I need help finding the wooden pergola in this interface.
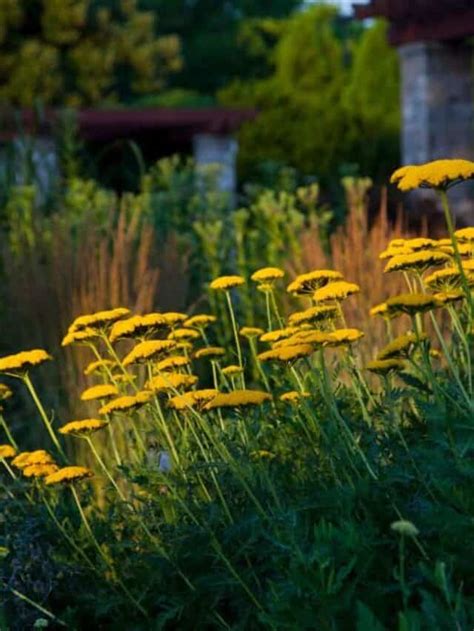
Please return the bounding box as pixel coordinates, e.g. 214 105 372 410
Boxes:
354 0 474 44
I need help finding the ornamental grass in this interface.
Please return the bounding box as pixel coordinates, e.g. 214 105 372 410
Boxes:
0 163 473 628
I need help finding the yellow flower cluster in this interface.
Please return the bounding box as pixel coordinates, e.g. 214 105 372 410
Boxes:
210 276 245 290
45 466 93 485
99 391 153 415
391 159 474 191
81 384 118 401
0 350 52 374
287 270 342 295
59 419 108 437
203 390 271 410
123 340 177 366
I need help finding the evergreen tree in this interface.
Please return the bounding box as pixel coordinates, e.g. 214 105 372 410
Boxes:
0 0 182 106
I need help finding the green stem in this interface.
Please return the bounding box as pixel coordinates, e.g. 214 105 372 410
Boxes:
225 291 245 387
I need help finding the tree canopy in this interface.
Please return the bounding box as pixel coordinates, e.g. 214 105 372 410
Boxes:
0 0 181 106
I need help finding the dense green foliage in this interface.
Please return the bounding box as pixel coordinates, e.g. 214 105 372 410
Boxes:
0 0 181 106
220 7 400 183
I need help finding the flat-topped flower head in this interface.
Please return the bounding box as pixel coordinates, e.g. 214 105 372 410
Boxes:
146 373 198 392
69 308 131 333
210 275 245 291
122 340 177 366
12 450 55 469
369 302 389 318
377 333 421 360
62 328 98 347
240 327 265 339
391 160 474 191
384 250 450 274
23 463 58 479
434 290 465 305
288 305 338 326
280 391 310 404
45 466 93 486
403 238 439 251
279 330 330 348
287 270 343 295
59 419 108 437
194 347 225 359
260 327 299 343
80 384 119 401
168 328 200 341
99 391 153 415
0 445 16 459
325 328 364 346
203 389 271 410
0 384 13 401
454 227 474 242
109 314 167 343
313 281 360 303
251 267 285 283
0 349 52 376
386 293 440 316
379 245 414 260
156 356 191 371
84 359 115 376
424 267 463 290
168 389 218 411
221 364 243 377
161 312 187 326
258 344 314 363
184 315 217 328
366 359 405 375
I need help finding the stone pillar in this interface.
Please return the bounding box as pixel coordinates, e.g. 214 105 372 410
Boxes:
398 41 474 222
192 133 238 202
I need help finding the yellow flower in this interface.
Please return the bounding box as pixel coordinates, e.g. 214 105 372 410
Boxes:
59 419 108 437
313 281 360 303
221 365 243 377
251 267 285 283
168 389 218 411
161 312 188 326
194 347 225 359
439 242 474 257
109 314 167 343
184 315 217 328
203 389 271 410
377 333 421 360
258 344 314 363
250 450 276 460
260 327 299 343
146 373 198 392
424 267 462 290
0 384 13 400
279 391 310 404
168 328 200 341
454 227 474 242
80 384 119 401
12 450 55 469
83 359 115 376
0 445 16 459
384 250 450 273
386 294 440 316
366 359 405 375
379 246 414 260
239 327 265 338
62 328 98 347
210 275 245 290
122 340 177 366
326 328 364 346
23 463 58 478
288 305 338 326
0 350 52 375
403 238 439 251
391 159 474 191
287 270 343 295
99 391 153 415
434 290 465 305
278 330 330 347
69 308 131 333
369 303 389 318
156 356 191 371
45 466 94 485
